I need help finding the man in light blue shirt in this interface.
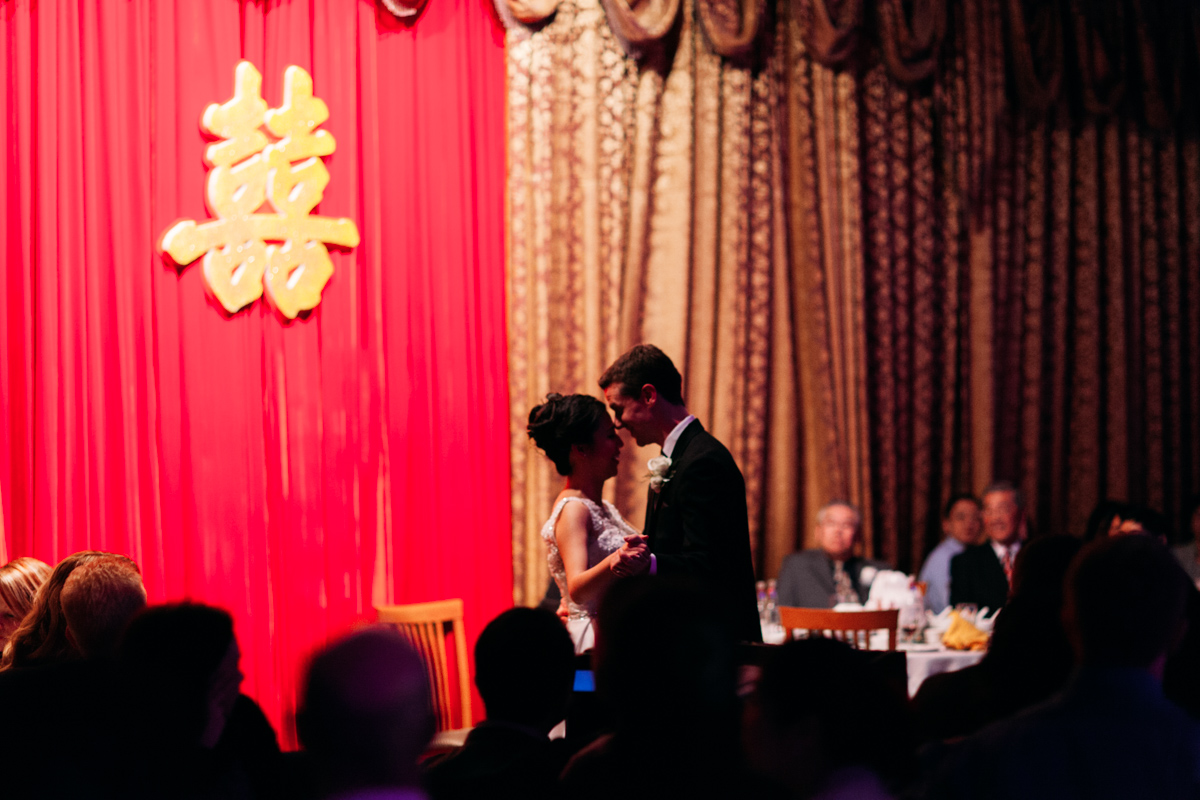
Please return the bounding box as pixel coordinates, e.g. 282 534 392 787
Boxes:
919 493 982 612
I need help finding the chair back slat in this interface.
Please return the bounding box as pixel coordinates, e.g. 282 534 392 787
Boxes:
777 607 899 651
427 622 453 729
376 599 472 730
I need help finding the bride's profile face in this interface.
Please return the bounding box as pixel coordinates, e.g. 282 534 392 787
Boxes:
578 417 623 480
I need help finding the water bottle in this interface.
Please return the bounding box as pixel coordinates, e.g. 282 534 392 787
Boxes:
766 578 782 642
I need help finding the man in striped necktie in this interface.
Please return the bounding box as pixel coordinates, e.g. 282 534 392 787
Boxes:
949 481 1028 612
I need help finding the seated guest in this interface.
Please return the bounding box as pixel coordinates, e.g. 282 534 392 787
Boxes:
297 627 434 800
1165 585 1200 721
118 603 280 800
1082 499 1130 542
1172 495 1200 583
949 481 1027 612
61 556 147 659
0 554 147 798
918 494 982 612
1107 503 1170 541
1078 498 1200 718
777 501 889 608
424 607 574 800
743 637 914 799
927 536 1200 800
0 556 52 649
560 575 750 800
1083 500 1168 542
1169 496 1200 717
1114 503 1200 720
913 536 1082 742
0 550 109 670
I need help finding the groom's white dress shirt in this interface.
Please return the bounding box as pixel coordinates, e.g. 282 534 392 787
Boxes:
662 415 697 458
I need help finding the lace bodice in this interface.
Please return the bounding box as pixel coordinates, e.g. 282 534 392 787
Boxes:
542 496 638 619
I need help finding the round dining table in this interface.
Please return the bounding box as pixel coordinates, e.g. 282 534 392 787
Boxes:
761 624 987 698
897 642 986 697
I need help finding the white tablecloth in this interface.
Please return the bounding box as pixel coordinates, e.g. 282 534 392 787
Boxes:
761 624 987 698
899 643 985 698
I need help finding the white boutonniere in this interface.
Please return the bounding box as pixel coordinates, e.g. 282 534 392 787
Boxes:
647 455 672 492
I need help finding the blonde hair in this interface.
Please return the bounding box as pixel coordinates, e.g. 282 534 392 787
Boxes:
0 551 139 671
0 557 52 640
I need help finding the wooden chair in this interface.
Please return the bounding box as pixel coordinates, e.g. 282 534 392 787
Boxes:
777 607 900 651
376 599 472 751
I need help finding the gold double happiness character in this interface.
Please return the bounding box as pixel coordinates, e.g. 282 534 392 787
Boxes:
162 61 359 318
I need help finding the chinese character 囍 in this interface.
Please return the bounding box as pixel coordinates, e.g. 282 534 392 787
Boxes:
161 61 360 319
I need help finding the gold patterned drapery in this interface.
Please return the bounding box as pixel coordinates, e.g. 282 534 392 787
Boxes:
504 0 1200 604
503 0 792 604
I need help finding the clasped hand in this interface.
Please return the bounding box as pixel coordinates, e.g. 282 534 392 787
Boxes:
611 534 651 577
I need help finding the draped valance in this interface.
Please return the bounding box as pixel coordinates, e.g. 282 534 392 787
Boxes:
494 0 1200 127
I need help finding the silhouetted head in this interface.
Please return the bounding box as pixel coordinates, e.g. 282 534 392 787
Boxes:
61 556 147 659
475 607 574 731
298 627 434 792
743 637 913 796
1083 499 1128 542
1064 535 1190 670
594 575 737 737
0 557 52 648
1113 504 1170 543
120 603 242 750
986 536 1084 670
1009 535 1084 605
1 551 130 670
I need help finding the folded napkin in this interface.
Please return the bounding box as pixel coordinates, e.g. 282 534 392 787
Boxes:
941 610 989 651
865 570 918 610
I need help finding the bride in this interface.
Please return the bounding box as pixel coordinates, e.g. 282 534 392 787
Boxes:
527 393 648 652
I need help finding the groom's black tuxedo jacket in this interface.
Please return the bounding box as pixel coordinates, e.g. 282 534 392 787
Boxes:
644 420 762 643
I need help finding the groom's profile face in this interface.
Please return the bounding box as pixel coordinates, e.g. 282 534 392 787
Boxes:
604 383 655 447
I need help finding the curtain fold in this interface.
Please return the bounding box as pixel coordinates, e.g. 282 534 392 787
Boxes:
876 0 946 84
599 0 684 50
1003 0 1064 114
1069 0 1127 116
2 0 510 745
507 0 793 600
507 0 1200 597
797 0 864 67
697 0 767 57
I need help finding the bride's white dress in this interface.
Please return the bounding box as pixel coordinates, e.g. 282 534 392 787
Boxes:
542 495 639 653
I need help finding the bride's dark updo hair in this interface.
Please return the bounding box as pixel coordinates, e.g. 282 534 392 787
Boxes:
527 393 610 476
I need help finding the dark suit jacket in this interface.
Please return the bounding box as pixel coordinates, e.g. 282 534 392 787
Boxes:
927 668 1200 800
949 543 1010 611
776 549 889 609
644 420 761 643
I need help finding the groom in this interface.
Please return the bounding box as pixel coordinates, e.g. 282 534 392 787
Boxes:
599 344 762 643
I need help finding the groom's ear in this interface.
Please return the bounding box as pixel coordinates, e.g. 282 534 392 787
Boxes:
639 384 658 405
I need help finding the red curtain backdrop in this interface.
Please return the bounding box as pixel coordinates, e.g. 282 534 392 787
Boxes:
1 0 510 745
